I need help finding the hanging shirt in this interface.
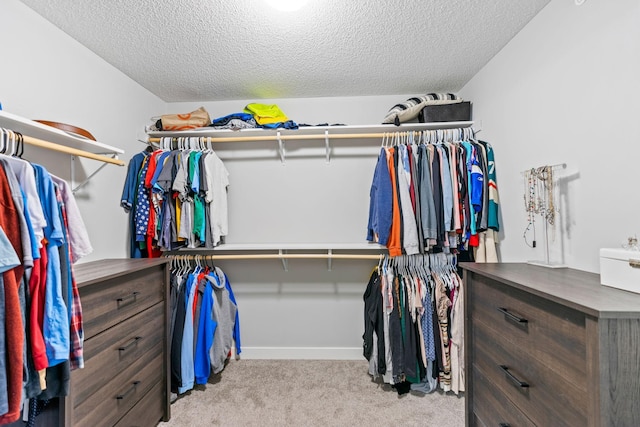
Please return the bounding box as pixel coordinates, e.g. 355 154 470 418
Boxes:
0 164 25 425
479 140 500 231
386 148 402 257
437 145 453 234
209 268 239 374
418 145 437 245
1 155 47 248
194 277 215 385
366 148 393 247
178 272 198 394
0 226 20 417
397 145 419 255
33 163 69 367
51 175 93 263
203 151 230 247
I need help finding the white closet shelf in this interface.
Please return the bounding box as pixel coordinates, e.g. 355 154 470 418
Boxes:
0 110 124 165
147 121 474 141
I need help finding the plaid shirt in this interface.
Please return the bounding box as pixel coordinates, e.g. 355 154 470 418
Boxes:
55 186 84 369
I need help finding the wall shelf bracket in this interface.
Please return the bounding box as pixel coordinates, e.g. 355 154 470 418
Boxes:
325 130 330 163
279 249 289 271
71 154 119 193
277 131 285 164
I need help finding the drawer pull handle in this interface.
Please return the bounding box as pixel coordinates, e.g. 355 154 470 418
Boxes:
497 307 528 324
118 336 142 353
629 259 640 268
116 291 140 305
499 365 529 388
499 424 511 427
116 380 141 400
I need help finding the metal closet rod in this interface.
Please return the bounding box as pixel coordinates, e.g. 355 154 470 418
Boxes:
22 133 124 166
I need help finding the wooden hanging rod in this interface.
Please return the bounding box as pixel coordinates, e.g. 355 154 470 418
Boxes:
148 127 474 145
149 132 397 144
165 253 383 261
22 134 125 165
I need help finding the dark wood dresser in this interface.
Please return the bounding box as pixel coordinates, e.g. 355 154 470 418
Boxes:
61 258 171 427
461 263 640 427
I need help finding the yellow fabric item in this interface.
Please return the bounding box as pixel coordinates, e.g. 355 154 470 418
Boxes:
175 198 185 242
244 103 288 125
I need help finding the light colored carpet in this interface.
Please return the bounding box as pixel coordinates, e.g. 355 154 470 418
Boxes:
159 359 465 427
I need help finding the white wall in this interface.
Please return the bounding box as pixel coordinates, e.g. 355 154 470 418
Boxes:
460 0 640 273
0 0 164 261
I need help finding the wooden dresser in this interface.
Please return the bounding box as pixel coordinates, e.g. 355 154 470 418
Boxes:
61 258 171 427
462 263 640 427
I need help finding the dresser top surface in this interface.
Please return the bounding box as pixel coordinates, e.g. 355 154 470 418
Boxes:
73 258 169 287
461 262 640 318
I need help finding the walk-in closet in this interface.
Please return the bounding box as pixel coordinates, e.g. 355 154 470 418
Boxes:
1 0 639 426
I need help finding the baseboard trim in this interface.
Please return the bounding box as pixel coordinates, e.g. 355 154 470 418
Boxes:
237 347 363 360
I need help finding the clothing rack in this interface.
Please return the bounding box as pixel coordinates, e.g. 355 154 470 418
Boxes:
12 131 124 165
147 122 476 163
165 250 384 271
147 125 476 145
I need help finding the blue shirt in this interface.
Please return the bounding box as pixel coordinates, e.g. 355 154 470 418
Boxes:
33 164 69 366
366 148 393 246
194 277 216 384
178 272 198 394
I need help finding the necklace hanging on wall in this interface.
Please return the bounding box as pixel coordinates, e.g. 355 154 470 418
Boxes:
523 165 557 248
522 163 567 267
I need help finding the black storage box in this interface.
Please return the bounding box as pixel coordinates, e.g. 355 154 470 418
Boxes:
418 101 472 123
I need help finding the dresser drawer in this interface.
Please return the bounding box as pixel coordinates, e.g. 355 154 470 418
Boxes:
469 273 586 385
471 364 534 427
473 322 587 427
72 351 163 427
114 379 165 427
80 266 165 339
71 303 164 408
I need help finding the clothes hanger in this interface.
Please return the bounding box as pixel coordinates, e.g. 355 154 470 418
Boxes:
16 132 24 158
8 130 16 156
0 128 6 154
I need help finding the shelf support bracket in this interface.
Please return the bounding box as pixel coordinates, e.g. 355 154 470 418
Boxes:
71 154 120 194
279 249 288 271
277 131 285 164
325 130 330 163
327 249 333 271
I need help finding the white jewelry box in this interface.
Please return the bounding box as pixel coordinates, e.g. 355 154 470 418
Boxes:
600 248 640 294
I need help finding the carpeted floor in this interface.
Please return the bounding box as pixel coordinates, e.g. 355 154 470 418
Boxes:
159 359 465 427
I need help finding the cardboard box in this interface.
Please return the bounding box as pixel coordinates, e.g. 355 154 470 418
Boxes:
599 248 640 294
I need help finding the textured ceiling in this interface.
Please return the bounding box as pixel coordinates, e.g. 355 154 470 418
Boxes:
20 0 551 102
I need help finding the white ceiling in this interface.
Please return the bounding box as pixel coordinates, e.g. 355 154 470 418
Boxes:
20 0 551 102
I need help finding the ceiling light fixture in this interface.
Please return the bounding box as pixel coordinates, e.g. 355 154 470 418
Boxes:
264 0 309 12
